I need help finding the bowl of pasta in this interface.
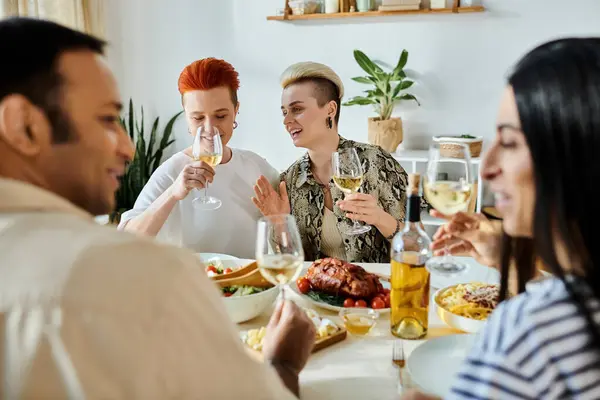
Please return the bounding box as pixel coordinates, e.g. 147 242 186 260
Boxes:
433 282 500 333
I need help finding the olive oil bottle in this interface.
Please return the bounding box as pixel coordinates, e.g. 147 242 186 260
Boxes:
390 173 432 339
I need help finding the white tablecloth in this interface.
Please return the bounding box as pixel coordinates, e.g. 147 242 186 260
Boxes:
238 257 498 399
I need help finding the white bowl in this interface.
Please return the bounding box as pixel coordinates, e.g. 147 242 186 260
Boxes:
196 253 247 273
222 285 281 324
433 287 488 333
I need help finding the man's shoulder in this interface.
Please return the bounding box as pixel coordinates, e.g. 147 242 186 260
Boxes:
1 213 203 308
81 221 196 263
44 216 200 274
67 221 203 297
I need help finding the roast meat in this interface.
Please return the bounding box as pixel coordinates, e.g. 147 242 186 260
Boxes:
306 258 383 299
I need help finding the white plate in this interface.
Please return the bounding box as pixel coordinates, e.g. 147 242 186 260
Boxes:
407 334 475 397
429 257 500 290
290 267 391 313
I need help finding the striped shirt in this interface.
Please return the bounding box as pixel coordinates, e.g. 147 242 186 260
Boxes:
449 276 600 400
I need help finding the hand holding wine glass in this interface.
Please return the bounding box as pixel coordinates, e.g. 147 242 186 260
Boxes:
430 210 502 268
191 126 223 210
423 142 474 275
332 148 371 235
256 214 304 300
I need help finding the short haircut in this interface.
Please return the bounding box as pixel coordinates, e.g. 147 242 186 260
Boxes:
280 61 344 123
0 17 106 143
177 58 241 106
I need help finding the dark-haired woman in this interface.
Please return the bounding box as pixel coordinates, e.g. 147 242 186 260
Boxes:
402 37 600 400
252 61 412 263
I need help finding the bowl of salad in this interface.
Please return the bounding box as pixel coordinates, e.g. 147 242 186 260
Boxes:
221 284 280 323
196 253 245 277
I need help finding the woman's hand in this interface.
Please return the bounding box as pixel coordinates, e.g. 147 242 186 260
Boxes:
252 176 291 216
337 193 397 237
431 210 503 268
170 161 215 201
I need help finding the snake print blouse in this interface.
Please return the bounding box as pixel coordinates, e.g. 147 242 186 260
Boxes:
280 136 409 263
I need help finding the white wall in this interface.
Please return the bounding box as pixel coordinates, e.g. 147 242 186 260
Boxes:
104 0 232 144
106 0 600 176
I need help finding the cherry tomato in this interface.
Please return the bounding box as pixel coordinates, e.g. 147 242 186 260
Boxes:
296 277 307 287
371 297 386 309
343 298 355 308
355 299 367 308
206 265 218 274
223 292 233 297
384 293 391 308
297 279 311 294
383 288 391 295
223 268 233 274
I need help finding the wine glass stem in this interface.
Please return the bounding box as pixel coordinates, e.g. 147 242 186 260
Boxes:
204 182 209 199
442 244 452 263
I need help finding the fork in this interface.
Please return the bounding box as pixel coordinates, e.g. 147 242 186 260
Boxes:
392 340 406 389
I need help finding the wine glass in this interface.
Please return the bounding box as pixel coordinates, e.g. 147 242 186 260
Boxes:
332 148 371 235
255 214 305 300
191 126 223 210
424 142 474 276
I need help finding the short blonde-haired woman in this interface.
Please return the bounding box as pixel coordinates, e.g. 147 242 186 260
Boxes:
253 61 411 263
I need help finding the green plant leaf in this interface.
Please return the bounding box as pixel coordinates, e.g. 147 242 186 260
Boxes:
391 82 403 99
391 70 407 81
392 50 409 76
153 111 182 171
399 80 414 90
343 96 376 106
114 100 180 213
127 99 135 141
365 88 384 98
396 93 421 106
351 76 373 84
353 50 383 78
146 116 159 164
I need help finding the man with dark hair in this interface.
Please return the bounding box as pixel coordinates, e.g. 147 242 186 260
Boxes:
0 17 314 398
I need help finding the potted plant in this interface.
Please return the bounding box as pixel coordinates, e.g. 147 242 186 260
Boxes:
432 134 483 158
109 99 182 224
343 49 420 153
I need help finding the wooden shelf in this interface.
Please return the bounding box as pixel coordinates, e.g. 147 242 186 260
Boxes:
267 6 485 21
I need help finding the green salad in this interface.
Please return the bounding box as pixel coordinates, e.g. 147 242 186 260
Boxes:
222 285 268 297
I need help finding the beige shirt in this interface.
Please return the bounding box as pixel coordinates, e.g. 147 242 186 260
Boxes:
320 208 346 260
0 178 294 400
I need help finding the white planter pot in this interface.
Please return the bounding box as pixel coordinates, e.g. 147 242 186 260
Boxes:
430 0 446 8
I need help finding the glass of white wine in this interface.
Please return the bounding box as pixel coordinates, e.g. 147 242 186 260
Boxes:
424 142 474 276
255 214 304 300
332 148 371 235
191 126 223 210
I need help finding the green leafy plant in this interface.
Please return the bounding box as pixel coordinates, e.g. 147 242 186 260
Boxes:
111 99 182 222
343 49 420 120
306 290 345 307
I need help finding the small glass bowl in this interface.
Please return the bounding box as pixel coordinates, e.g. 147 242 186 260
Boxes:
339 308 379 336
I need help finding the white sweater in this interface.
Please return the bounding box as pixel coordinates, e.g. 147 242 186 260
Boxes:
119 148 280 258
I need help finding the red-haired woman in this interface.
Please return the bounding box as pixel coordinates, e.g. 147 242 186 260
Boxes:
119 58 279 258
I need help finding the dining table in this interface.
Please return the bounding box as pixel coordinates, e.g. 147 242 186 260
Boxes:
237 256 500 400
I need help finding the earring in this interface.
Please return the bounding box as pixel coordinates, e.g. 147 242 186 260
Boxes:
326 116 333 129
233 121 239 129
